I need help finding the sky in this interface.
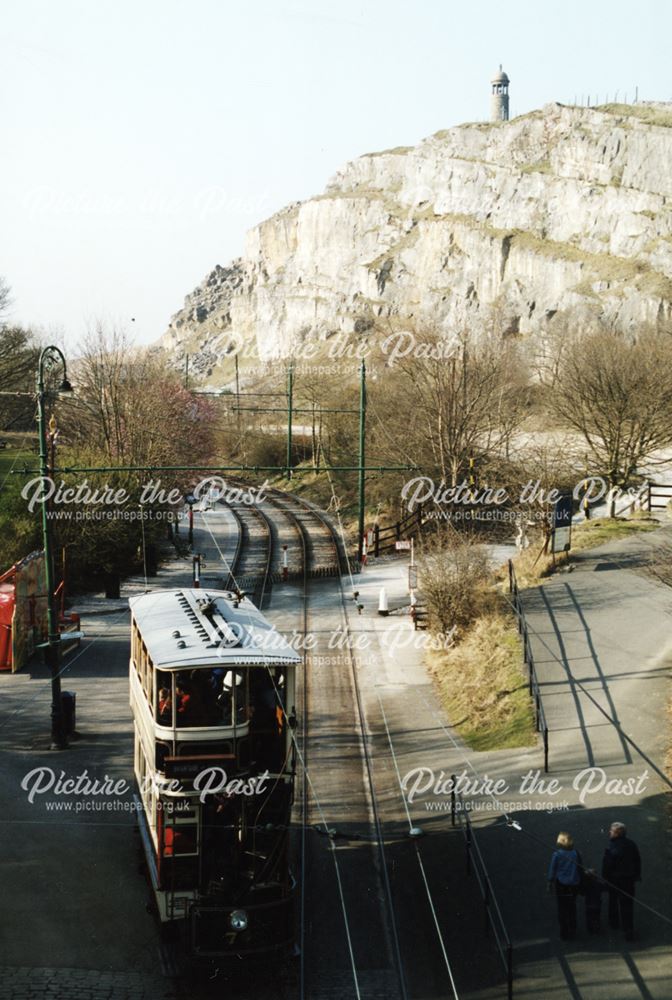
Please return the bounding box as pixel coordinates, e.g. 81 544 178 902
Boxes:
2 0 672 350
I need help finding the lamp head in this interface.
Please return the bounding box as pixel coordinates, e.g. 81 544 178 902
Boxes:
58 377 73 393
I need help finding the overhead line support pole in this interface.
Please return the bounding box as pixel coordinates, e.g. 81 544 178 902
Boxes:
286 363 293 479
358 360 366 562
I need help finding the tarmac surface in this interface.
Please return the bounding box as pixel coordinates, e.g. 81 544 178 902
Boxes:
1 506 671 998
344 525 672 999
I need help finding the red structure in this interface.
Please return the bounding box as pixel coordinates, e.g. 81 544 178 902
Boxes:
0 551 79 672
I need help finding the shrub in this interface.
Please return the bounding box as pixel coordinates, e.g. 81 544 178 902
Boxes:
418 529 491 637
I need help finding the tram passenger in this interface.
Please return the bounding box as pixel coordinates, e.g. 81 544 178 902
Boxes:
188 670 211 725
216 682 233 725
176 680 193 725
158 687 172 723
249 671 283 770
210 667 225 692
216 671 245 725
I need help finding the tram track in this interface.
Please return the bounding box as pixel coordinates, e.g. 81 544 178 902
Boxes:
221 500 274 607
217 486 379 997
210 484 461 998
260 489 407 1000
270 489 463 999
64 484 425 1000
269 494 368 1000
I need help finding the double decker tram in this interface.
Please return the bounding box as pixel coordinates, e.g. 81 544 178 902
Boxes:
129 588 301 961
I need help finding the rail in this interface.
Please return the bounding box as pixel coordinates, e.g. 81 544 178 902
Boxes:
508 560 549 773
372 505 427 555
646 481 672 512
450 783 513 999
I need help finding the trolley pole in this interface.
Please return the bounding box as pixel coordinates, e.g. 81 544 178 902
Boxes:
286 363 294 479
357 361 366 562
36 346 72 750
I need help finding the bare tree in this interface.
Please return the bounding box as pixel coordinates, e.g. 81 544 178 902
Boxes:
62 324 217 474
0 326 40 430
369 327 529 488
528 312 604 389
0 277 11 327
549 329 672 514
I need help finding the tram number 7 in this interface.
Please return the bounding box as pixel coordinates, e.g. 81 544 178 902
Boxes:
225 932 238 946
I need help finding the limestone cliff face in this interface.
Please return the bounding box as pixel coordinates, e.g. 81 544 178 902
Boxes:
162 102 672 376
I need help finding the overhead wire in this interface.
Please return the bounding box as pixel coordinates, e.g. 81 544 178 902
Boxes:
376 690 460 999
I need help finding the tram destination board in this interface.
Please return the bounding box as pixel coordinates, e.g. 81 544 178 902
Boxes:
164 754 236 781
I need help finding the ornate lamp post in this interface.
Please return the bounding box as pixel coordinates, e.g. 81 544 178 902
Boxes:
36 346 72 750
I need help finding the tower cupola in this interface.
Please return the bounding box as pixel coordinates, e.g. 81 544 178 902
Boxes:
491 65 510 121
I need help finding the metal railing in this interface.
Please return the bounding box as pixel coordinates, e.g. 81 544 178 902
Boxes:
371 505 427 554
647 481 672 512
508 560 550 773
450 783 513 999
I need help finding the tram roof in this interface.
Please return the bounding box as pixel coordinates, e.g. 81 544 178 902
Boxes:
128 588 301 669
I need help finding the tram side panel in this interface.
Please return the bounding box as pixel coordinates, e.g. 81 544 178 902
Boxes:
129 613 298 958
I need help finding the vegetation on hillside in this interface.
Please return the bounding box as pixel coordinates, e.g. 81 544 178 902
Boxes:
5 258 672 601
0 307 219 594
598 103 672 129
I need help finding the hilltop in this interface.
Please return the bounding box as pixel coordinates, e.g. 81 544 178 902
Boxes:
161 102 672 380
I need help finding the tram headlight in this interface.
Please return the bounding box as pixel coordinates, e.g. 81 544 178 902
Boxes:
229 909 248 932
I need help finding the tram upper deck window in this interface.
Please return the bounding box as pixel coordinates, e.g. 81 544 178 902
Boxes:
156 671 173 726
131 622 139 668
139 640 154 709
174 668 249 728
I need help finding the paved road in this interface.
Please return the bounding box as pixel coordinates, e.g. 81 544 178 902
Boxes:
345 531 672 1000
496 523 672 999
3 507 671 999
0 511 238 1000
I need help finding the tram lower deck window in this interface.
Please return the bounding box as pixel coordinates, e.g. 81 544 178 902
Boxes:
155 740 172 771
163 825 197 857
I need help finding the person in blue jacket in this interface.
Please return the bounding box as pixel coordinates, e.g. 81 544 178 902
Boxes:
547 831 582 939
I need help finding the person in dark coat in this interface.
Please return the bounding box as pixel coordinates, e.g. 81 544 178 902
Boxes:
602 821 641 940
547 831 582 939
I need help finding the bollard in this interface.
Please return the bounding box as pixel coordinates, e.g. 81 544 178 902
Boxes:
61 691 76 737
378 588 389 616
282 544 288 582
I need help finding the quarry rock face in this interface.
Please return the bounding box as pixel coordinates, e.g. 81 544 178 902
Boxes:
161 103 672 376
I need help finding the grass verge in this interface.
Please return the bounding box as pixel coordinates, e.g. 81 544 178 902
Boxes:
570 515 659 551
500 514 661 592
427 601 536 751
502 543 556 589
